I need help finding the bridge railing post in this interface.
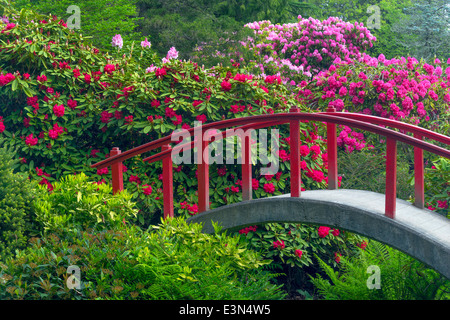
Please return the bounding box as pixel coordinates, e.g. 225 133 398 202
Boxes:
385 138 397 218
242 132 252 201
414 133 425 209
326 106 338 189
289 107 301 197
110 147 124 195
198 131 209 213
162 144 174 219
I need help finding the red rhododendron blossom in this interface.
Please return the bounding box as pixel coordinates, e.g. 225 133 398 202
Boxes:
230 104 246 114
25 134 38 146
26 96 38 106
142 184 153 195
48 129 59 139
263 183 275 194
318 226 330 238
252 178 259 190
155 68 166 78
129 175 141 184
300 145 310 157
265 75 282 84
335 252 342 263
73 68 81 78
278 149 290 161
125 115 133 124
151 99 161 108
0 118 5 133
97 167 109 175
83 73 91 84
295 249 303 258
35 167 44 176
192 100 203 107
4 23 16 31
273 240 285 249
187 204 199 215
332 229 340 237
104 64 116 74
172 114 182 125
67 99 77 110
221 80 232 91
357 241 368 250
53 104 65 117
311 170 324 183
100 110 113 123
165 107 176 118
114 110 123 120
217 167 227 176
437 200 448 209
196 114 207 123
90 149 100 158
239 225 257 235
36 74 47 82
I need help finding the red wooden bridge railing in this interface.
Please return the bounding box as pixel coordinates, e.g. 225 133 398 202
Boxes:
91 108 450 220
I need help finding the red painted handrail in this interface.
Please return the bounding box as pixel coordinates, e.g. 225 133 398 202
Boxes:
91 111 450 219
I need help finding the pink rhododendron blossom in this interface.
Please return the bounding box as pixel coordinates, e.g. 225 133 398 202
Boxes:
111 34 123 49
141 37 151 48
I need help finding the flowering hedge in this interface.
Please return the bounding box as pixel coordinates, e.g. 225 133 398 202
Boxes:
241 16 376 84
237 15 449 216
306 56 450 132
0 7 355 270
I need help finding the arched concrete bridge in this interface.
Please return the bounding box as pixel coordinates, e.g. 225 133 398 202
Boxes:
91 110 450 279
186 189 450 279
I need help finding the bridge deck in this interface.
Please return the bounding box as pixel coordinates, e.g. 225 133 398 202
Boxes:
187 189 450 279
279 189 450 247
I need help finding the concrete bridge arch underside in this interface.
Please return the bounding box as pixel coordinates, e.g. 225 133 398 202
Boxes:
187 189 450 279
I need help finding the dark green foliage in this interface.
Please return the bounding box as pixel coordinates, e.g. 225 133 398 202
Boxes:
337 149 415 201
0 139 39 260
391 0 450 61
0 218 286 300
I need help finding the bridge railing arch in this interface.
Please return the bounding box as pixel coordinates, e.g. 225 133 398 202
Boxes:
91 107 450 220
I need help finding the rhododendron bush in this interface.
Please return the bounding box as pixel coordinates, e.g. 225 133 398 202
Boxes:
0 7 360 273
238 15 449 215
240 15 449 132
241 16 377 84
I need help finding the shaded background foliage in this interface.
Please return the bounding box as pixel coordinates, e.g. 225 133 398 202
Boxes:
11 0 450 65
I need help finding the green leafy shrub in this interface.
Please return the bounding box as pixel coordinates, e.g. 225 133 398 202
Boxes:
0 217 286 300
33 173 138 234
0 139 39 259
309 240 450 300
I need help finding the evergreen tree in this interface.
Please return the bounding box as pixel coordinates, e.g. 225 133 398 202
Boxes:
392 0 449 60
